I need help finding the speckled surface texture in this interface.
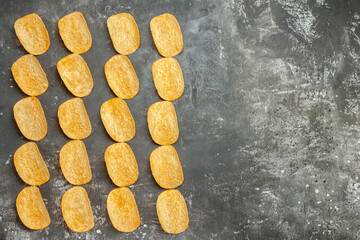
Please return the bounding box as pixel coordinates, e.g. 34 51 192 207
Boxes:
1 0 360 239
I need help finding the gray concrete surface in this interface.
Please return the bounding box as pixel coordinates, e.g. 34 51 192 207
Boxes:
1 0 360 239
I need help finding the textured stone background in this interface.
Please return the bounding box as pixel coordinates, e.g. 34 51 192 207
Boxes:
1 0 360 239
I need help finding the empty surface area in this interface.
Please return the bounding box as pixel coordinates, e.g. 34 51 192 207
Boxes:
1 0 360 239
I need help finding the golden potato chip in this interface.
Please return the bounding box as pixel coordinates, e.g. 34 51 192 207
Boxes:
104 55 139 99
147 101 179 145
105 143 138 187
150 13 183 57
14 142 50 186
11 55 48 96
16 186 51 230
107 187 140 232
107 13 140 55
57 54 93 97
14 96 47 141
58 98 91 139
60 140 92 185
100 98 135 142
156 189 189 234
58 12 92 54
152 58 184 101
61 186 94 232
14 13 50 55
150 145 183 189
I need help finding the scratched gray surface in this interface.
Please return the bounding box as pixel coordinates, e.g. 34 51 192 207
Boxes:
1 0 360 239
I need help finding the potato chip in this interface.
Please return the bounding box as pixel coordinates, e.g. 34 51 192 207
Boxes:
61 186 94 232
104 55 139 99
14 142 50 186
16 186 51 230
58 98 91 139
150 13 183 57
14 13 50 55
156 189 189 234
11 55 48 96
58 12 92 53
57 54 93 97
100 98 135 142
14 96 47 141
150 145 183 189
60 140 92 185
152 58 184 101
107 187 140 232
107 13 140 55
147 101 179 145
105 143 138 187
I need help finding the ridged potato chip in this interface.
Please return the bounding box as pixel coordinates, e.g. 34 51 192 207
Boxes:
105 143 138 187
61 186 94 232
147 101 179 145
14 96 47 141
60 140 92 185
107 13 140 55
58 98 91 139
150 145 183 189
16 186 51 230
58 12 92 53
57 54 93 97
14 13 50 55
14 142 50 186
107 187 140 232
152 58 184 101
157 189 189 234
11 55 48 96
100 98 135 142
150 13 183 57
104 55 139 99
